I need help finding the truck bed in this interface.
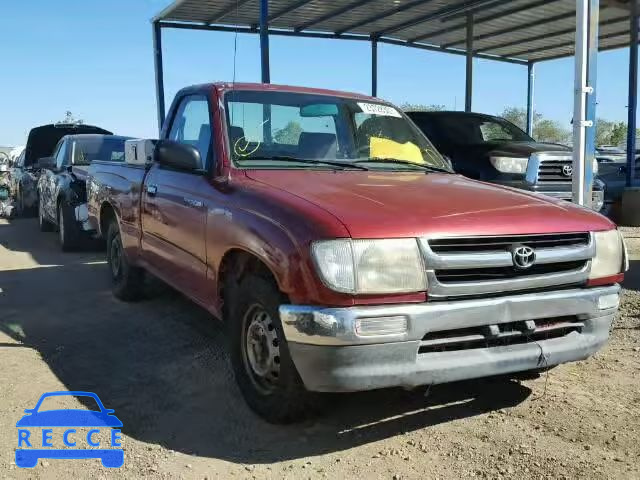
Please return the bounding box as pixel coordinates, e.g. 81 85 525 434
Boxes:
86 161 147 249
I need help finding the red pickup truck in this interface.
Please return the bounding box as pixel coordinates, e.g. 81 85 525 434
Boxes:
87 83 627 423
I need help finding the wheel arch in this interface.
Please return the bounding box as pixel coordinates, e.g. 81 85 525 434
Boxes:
99 201 119 238
218 248 284 322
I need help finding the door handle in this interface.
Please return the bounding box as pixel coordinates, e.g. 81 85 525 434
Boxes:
146 184 158 196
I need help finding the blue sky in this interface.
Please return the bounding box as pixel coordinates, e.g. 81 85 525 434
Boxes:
0 0 637 146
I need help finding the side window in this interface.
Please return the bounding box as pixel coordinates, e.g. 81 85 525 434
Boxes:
54 140 68 169
168 95 212 169
480 121 516 142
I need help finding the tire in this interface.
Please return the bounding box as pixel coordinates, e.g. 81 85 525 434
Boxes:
58 201 81 251
106 219 144 301
16 188 24 217
229 274 321 423
38 198 54 232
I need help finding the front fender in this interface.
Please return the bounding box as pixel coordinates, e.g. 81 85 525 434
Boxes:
208 206 309 301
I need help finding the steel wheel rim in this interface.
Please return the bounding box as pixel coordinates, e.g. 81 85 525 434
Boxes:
110 235 123 280
242 304 281 394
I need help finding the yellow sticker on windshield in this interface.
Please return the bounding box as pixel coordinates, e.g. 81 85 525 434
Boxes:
370 137 424 164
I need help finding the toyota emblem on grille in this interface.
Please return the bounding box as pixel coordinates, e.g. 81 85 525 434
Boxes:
511 245 536 270
562 164 573 177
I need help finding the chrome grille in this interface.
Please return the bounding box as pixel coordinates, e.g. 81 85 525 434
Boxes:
429 233 590 253
420 233 594 298
538 159 573 183
418 317 583 353
526 153 573 185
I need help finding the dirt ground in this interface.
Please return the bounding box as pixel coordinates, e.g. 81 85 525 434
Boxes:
1 218 639 480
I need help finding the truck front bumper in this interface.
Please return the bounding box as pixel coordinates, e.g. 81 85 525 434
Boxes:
279 286 620 392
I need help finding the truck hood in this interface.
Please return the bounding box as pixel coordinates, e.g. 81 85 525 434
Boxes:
245 170 614 238
71 165 90 182
467 141 571 158
24 124 112 167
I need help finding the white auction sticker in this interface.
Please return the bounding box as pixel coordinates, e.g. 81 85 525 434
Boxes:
357 102 402 118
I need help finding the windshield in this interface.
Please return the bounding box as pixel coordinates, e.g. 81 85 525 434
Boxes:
413 114 533 146
224 90 450 171
72 137 127 165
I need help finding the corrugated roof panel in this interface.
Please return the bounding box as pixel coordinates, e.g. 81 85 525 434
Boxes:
154 0 637 62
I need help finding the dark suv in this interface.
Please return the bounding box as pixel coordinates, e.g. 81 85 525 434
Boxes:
406 111 606 213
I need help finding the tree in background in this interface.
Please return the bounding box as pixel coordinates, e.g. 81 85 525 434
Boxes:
497 107 571 144
608 122 628 147
273 121 303 145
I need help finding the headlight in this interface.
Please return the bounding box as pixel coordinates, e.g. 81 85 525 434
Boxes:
589 230 625 280
490 156 528 174
593 158 599 175
311 238 427 294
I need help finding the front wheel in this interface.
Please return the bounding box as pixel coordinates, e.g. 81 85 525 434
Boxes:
229 274 321 423
58 202 81 251
106 219 144 301
38 198 54 232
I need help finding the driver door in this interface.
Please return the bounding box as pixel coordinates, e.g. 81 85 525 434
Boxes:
141 95 214 303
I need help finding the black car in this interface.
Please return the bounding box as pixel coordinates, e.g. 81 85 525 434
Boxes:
406 111 607 213
37 134 130 250
10 123 112 216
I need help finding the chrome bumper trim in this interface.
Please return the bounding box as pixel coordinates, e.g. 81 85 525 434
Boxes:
279 285 620 346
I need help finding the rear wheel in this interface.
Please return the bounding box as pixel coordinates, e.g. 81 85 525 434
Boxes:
229 274 321 423
58 201 81 251
106 219 144 301
38 198 53 232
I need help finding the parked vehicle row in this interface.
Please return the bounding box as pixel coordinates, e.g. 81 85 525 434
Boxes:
8 123 112 217
37 134 131 250
78 83 626 423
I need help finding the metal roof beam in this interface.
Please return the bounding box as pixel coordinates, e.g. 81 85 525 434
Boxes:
269 0 317 23
476 14 628 53
535 38 638 62
409 0 560 43
157 21 528 65
438 0 518 21
333 0 438 35
380 38 528 64
205 0 253 24
507 28 629 58
294 0 380 32
441 10 579 48
375 0 499 37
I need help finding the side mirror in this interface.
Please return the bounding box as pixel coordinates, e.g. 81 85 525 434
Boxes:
37 157 56 170
155 140 201 171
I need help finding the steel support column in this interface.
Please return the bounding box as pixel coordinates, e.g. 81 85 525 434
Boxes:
260 0 271 83
626 0 638 187
465 13 473 112
583 0 599 206
526 62 535 136
572 0 598 207
152 21 166 133
371 38 378 97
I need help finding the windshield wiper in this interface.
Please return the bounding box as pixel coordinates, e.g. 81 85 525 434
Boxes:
353 158 452 174
240 155 369 170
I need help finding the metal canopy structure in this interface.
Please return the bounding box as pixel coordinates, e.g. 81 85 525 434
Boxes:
152 0 640 199
154 0 634 63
